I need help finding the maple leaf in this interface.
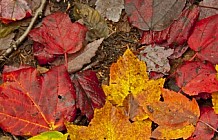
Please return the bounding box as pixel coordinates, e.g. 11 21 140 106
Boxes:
66 100 152 140
140 5 199 46
0 65 76 135
0 0 32 24
188 14 218 64
138 45 174 74
29 12 88 55
144 89 200 139
189 107 218 140
102 49 165 107
70 70 106 121
28 131 68 140
124 0 186 31
176 61 218 96
95 0 124 22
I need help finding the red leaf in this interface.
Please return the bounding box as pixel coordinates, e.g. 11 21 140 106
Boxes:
29 12 88 55
33 42 56 65
0 65 76 135
140 5 199 46
189 107 218 140
124 0 186 31
175 61 218 96
0 0 32 24
188 14 218 64
71 70 106 121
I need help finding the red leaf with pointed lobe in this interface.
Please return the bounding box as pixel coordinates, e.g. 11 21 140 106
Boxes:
175 61 218 96
71 70 106 121
0 65 76 136
33 42 56 65
0 0 32 24
29 12 88 55
189 107 218 140
188 14 218 64
140 6 199 46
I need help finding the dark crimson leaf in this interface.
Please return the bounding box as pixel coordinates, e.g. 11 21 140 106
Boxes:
0 65 76 135
140 5 199 46
175 61 218 96
188 14 218 64
33 42 56 65
0 0 32 24
189 107 218 140
71 70 106 121
124 0 186 31
29 12 88 55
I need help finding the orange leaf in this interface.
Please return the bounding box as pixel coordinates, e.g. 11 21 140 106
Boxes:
66 100 152 140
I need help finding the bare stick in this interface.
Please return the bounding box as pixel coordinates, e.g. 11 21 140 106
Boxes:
0 0 47 60
199 120 218 133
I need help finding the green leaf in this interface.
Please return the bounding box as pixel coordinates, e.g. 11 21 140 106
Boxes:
28 131 68 140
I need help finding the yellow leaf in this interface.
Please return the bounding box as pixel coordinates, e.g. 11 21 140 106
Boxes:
212 92 218 114
66 101 152 140
28 131 68 140
102 49 165 107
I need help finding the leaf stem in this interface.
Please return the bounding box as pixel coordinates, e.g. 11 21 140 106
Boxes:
198 120 218 133
188 53 197 61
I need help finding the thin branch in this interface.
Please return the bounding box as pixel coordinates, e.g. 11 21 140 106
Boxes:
199 120 218 133
0 0 47 60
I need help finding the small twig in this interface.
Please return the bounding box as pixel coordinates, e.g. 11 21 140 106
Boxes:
0 0 47 60
199 120 218 133
199 5 218 10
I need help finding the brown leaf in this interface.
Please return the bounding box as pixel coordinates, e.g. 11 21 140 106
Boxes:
0 33 14 50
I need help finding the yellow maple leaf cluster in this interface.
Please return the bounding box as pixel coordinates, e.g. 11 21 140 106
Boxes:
66 49 200 140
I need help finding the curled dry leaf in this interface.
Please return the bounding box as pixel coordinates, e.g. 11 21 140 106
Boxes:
0 0 32 24
95 0 124 22
138 45 174 74
66 101 152 140
124 0 186 31
188 14 218 64
176 61 218 96
73 3 109 41
70 70 106 121
29 12 88 55
0 65 76 135
144 89 200 139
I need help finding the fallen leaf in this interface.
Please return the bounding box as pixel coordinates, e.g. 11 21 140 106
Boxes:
28 131 68 140
212 92 218 114
73 3 109 41
0 22 20 38
102 49 165 106
70 70 106 121
138 45 174 74
95 0 124 22
189 107 218 140
0 65 76 135
0 0 32 24
168 45 189 59
124 0 186 31
176 61 218 96
188 14 218 64
199 0 218 19
29 12 88 55
0 33 14 50
144 89 200 139
140 5 199 46
66 100 152 140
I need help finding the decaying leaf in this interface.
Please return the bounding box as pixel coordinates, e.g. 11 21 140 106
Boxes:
102 49 165 106
0 0 32 24
29 12 88 55
138 45 174 74
28 131 68 140
199 0 218 19
66 100 152 140
189 107 218 140
0 33 14 50
124 0 186 31
188 14 218 64
73 3 109 41
95 0 124 22
144 89 200 139
0 65 76 135
70 70 106 121
0 22 20 38
176 61 218 96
